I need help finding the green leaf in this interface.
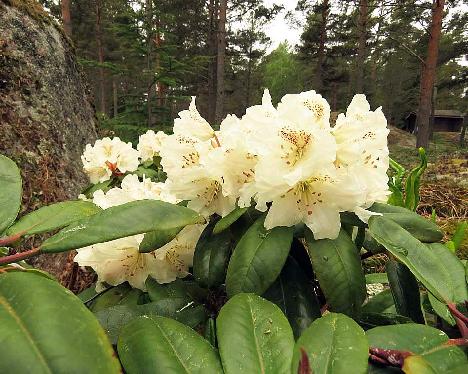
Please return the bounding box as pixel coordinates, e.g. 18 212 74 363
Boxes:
139 227 181 253
0 272 120 373
118 316 222 374
306 228 366 317
426 243 468 303
404 147 427 211
359 312 412 329
362 289 395 314
41 200 203 253
193 222 231 288
291 313 369 374
7 201 101 236
82 179 113 198
445 221 467 251
427 292 456 326
145 277 207 303
403 356 437 374
367 324 467 373
96 300 207 344
0 155 22 235
89 283 135 312
386 259 425 324
263 256 321 339
225 216 293 297
369 203 443 242
213 206 248 234
365 273 388 284
368 216 456 303
217 293 294 374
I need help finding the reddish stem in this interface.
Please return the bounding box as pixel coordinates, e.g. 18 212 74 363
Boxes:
445 338 468 346
448 303 468 325
0 247 41 265
0 232 24 246
369 347 412 368
297 348 312 374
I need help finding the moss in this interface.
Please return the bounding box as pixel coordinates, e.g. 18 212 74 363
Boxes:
1 0 73 45
2 0 52 25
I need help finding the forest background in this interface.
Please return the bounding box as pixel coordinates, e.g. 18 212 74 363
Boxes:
41 0 467 148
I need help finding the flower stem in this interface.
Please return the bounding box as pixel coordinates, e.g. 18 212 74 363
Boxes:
0 232 24 246
0 247 41 265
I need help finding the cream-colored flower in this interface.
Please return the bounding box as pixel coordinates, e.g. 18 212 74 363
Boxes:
277 90 331 130
137 130 168 162
173 97 215 141
74 224 205 291
74 174 200 291
333 94 390 221
81 137 140 183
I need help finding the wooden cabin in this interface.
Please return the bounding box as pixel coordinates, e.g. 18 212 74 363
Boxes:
404 110 465 133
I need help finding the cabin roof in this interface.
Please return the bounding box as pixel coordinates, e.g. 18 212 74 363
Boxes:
406 110 465 120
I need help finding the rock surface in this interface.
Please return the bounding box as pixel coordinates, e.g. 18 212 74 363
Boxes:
0 0 97 285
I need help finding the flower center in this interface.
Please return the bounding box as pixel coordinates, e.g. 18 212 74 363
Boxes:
279 127 312 166
303 100 325 121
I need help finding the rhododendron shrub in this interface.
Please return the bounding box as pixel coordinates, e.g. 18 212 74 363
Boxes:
0 90 466 374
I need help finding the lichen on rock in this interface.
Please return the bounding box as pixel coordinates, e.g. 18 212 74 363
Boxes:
0 0 97 287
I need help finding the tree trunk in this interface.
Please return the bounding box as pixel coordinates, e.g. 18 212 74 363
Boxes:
146 0 154 126
207 0 217 124
416 0 445 149
355 0 368 93
315 0 329 91
215 0 227 125
60 0 72 37
95 0 106 115
112 77 118 117
245 14 254 108
0 0 97 290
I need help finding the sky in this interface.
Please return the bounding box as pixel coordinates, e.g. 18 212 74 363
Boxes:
263 0 302 51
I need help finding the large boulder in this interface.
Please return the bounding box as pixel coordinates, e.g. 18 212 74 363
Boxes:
0 0 97 287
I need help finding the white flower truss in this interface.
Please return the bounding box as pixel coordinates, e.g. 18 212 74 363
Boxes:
81 137 140 183
81 89 390 257
137 130 168 162
74 174 205 291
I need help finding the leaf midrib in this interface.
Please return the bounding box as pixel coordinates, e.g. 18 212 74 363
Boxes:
248 298 266 374
0 295 53 374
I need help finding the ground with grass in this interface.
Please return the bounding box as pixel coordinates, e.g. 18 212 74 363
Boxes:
388 127 467 259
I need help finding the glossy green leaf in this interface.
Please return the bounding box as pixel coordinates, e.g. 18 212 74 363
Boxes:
41 200 203 253
217 293 294 374
292 313 369 374
306 228 366 317
7 201 101 236
139 227 181 253
369 203 443 242
96 300 207 344
263 257 321 339
213 206 249 234
0 272 120 373
89 283 134 312
359 312 412 329
368 216 455 303
426 243 468 303
427 292 456 326
362 289 395 314
386 259 425 324
403 356 437 374
145 277 207 304
81 179 113 198
367 324 467 373
226 216 293 297
193 222 231 288
118 316 222 374
0 155 22 235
